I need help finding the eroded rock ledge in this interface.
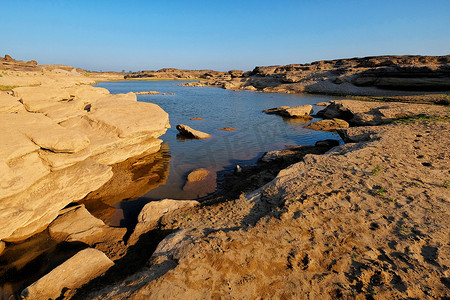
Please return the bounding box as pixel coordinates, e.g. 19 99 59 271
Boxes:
178 55 450 96
0 69 170 243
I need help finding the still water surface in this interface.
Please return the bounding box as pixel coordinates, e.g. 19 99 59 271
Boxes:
95 80 342 201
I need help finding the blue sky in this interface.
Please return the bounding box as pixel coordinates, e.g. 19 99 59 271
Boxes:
2 0 449 71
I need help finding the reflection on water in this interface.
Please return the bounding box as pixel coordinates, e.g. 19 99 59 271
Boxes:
0 231 87 300
80 145 171 227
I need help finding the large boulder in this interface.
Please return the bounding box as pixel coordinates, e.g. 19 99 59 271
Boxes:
21 248 114 300
176 124 211 139
129 199 199 245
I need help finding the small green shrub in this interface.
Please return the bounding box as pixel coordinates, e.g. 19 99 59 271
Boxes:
371 166 383 176
375 187 386 197
397 226 411 236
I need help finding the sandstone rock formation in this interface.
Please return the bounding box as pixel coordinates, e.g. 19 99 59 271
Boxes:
186 168 210 182
317 99 446 126
218 127 236 131
305 118 349 131
180 55 450 96
176 124 211 139
263 105 313 118
128 199 199 245
21 248 114 300
183 168 217 198
124 68 228 80
0 60 170 243
49 205 126 246
135 91 160 95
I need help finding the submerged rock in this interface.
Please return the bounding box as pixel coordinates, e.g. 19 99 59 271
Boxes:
176 124 211 139
21 248 114 300
218 127 236 131
135 91 160 95
187 168 210 182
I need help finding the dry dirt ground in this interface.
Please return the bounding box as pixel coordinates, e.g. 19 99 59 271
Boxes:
77 104 450 299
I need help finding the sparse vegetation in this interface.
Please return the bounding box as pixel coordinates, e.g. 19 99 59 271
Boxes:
375 187 386 197
371 166 383 176
0 85 19 91
397 226 411 236
444 181 450 189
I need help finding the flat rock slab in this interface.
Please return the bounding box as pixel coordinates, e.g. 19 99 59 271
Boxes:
263 106 290 114
129 199 199 245
135 91 160 95
0 92 24 113
263 105 313 118
320 100 447 125
49 204 126 246
176 124 210 139
21 248 114 300
218 127 236 131
305 118 349 131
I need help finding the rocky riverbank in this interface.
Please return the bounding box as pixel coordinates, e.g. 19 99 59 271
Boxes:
0 57 170 298
71 96 450 299
178 55 450 97
1 55 449 299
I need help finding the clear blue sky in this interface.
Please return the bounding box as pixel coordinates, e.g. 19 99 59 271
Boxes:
2 0 449 71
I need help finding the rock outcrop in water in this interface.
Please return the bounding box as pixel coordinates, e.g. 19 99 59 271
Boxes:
263 105 313 118
179 55 450 96
176 124 211 139
0 58 170 243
